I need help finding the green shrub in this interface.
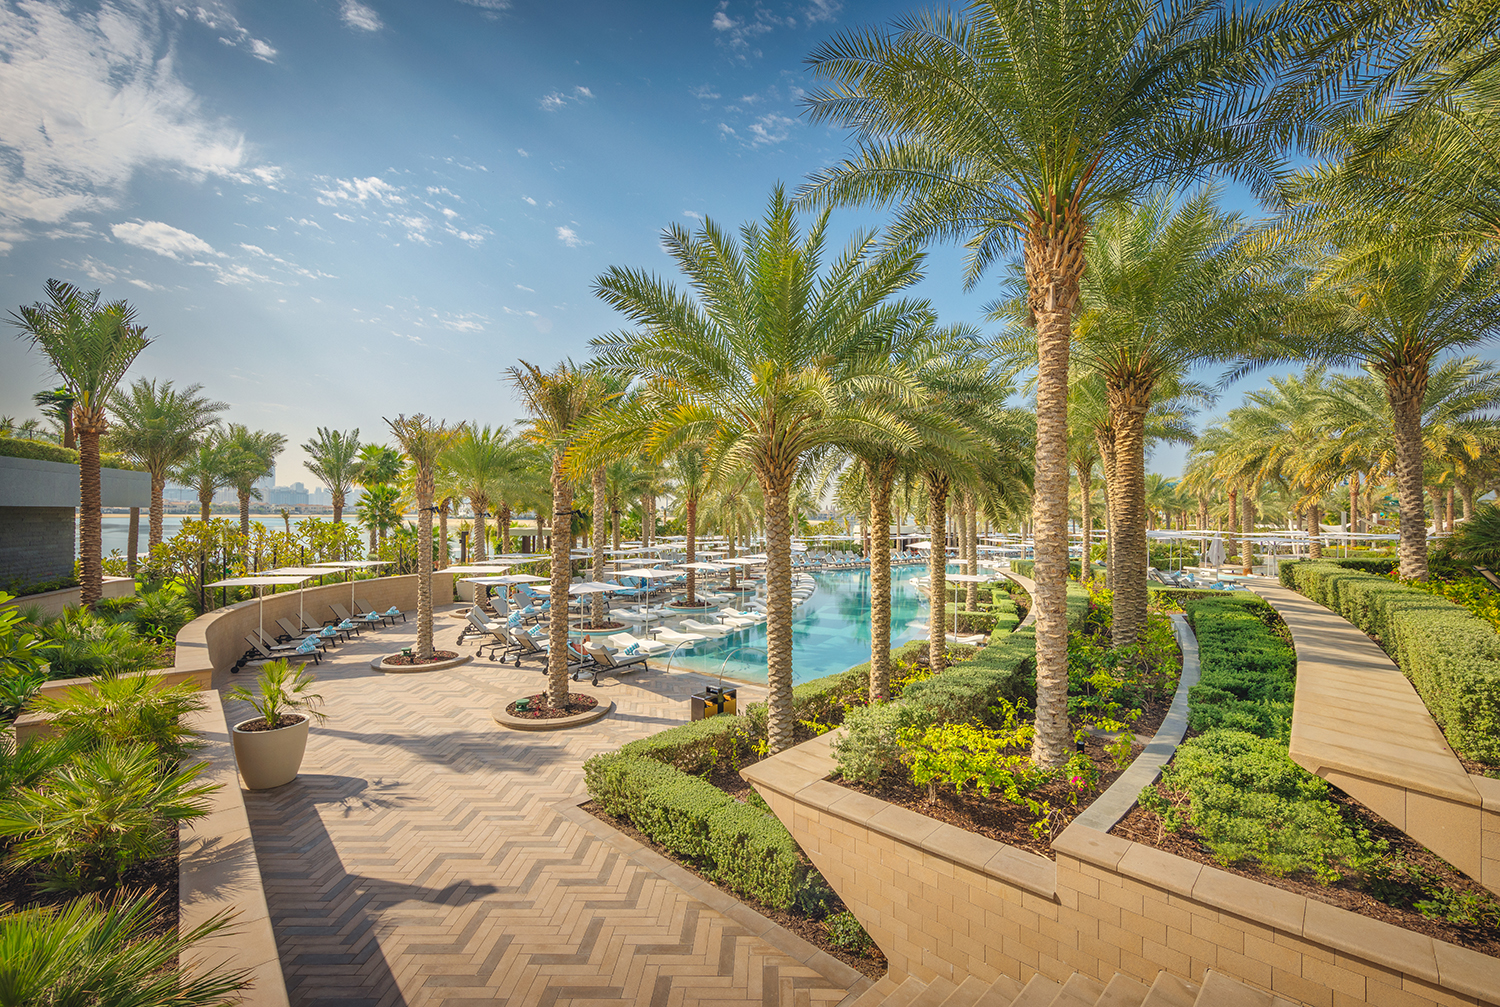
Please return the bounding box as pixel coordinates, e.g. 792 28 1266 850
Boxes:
35 610 161 680
0 436 141 470
35 674 208 764
128 589 196 643
1282 561 1500 764
0 741 217 892
823 910 876 956
0 890 250 1005
1145 730 1383 883
1183 595 1296 740
617 716 748 775
581 753 809 908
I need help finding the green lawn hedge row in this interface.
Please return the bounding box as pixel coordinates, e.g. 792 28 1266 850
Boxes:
0 437 141 471
1280 561 1500 764
1182 595 1296 740
583 754 806 908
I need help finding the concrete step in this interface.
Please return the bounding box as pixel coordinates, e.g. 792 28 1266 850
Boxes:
883 976 930 1007
970 973 1026 1007
1193 971 1297 1007
908 976 959 1007
1140 972 1199 1007
936 975 992 1007
1009 975 1064 1007
845 976 900 1007
1049 973 1105 1007
1095 973 1151 1007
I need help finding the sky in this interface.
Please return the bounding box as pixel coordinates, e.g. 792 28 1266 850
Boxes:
0 0 1292 487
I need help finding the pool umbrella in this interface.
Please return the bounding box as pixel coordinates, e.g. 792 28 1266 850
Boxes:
206 574 317 647
612 568 678 634
944 572 996 638
265 566 339 630
1206 535 1227 575
568 581 625 635
312 559 391 615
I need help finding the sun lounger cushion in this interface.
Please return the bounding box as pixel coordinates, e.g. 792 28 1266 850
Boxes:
625 643 640 655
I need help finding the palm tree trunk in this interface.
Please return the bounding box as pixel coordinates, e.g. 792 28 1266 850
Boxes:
472 497 489 560
868 458 895 703
1350 472 1361 536
238 488 251 540
1446 485 1455 532
78 425 103 607
1241 493 1255 575
199 489 212 523
925 469 949 675
964 492 979 611
612 500 622 552
333 489 344 525
1078 459 1095 581
1387 372 1430 580
1097 430 1117 592
547 458 572 708
148 472 166 550
1108 389 1149 648
127 507 139 576
438 502 449 570
1462 482 1475 522
1308 505 1322 560
685 495 698 605
499 503 511 554
763 473 796 753
592 466 607 625
415 475 435 660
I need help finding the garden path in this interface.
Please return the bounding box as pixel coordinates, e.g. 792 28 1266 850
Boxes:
220 607 861 1007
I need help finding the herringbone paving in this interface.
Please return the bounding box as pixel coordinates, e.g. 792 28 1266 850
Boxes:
227 607 861 1007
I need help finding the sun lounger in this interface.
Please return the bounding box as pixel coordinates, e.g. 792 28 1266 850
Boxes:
680 619 734 638
355 598 403 626
604 632 669 656
654 628 706 649
331 603 383 629
240 633 321 670
278 617 336 646
576 645 649 685
466 611 517 661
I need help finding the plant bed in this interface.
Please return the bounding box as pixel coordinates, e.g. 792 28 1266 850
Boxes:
505 692 599 719
582 798 887 978
1112 786 1500 958
0 849 179 939
372 650 472 672
384 649 460 666
575 621 627 631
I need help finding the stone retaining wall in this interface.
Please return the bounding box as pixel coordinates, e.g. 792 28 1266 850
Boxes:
746 734 1500 1006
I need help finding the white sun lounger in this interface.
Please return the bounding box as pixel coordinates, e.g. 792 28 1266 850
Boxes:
680 619 734 638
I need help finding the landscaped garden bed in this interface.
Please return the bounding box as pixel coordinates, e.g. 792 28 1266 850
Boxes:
506 692 599 718
1111 591 1500 959
382 648 460 666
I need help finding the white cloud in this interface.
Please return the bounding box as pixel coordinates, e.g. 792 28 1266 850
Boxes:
112 220 219 259
316 176 404 206
456 0 510 13
289 217 323 229
804 0 841 24
127 278 164 291
555 226 585 248
710 2 787 54
574 85 593 99
539 85 595 111
690 84 721 100
0 2 265 252
683 210 704 221
170 0 277 61
517 148 529 157
515 283 534 292
522 195 536 205
712 10 735 30
747 112 795 145
435 312 486 332
718 123 736 136
341 0 383 31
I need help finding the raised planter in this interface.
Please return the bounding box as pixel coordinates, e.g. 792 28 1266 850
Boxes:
493 699 614 731
232 716 310 790
369 652 473 673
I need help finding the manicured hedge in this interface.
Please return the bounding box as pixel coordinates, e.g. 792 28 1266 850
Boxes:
1010 559 1102 580
0 437 141 470
833 582 1089 783
1182 595 1296 739
1281 561 1500 764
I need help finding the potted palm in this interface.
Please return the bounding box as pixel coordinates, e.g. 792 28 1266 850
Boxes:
228 659 327 790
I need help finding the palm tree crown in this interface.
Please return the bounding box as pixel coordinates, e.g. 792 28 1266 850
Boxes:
108 378 225 550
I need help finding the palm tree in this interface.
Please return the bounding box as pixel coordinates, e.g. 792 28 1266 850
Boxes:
604 458 652 551
800 2 1286 766
302 428 362 524
356 483 403 552
107 379 225 550
175 434 231 522
33 388 76 448
1283 236 1500 579
441 424 515 561
355 444 404 554
591 187 928 752
666 447 711 607
219 424 286 539
506 361 617 709
386 415 460 660
10 281 150 606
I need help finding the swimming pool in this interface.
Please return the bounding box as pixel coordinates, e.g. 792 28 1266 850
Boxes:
660 562 934 685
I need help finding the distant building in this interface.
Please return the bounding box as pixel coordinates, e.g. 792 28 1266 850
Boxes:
267 482 309 506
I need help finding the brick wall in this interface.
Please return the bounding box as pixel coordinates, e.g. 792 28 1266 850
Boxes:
745 735 1500 1007
0 506 75 588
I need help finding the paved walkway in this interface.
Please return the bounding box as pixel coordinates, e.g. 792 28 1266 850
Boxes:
221 607 862 1007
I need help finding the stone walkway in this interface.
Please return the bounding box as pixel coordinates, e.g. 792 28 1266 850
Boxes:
221 607 863 1007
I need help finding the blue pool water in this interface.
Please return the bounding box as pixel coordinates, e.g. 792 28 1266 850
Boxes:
662 563 934 685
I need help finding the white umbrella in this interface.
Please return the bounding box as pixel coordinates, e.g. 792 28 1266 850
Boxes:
944 572 996 637
312 559 390 613
264 567 337 629
1206 535 1227 573
206 573 316 646
677 562 729 571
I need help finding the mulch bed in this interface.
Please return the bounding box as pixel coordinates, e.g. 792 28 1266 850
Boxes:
836 734 1142 859
236 714 306 732
0 849 180 938
504 693 598 719
577 622 627 631
383 650 460 666
1111 787 1500 958
582 800 887 979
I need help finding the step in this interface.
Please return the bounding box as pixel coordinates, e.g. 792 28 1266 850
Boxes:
1194 971 1298 1007
883 976 931 1007
1096 973 1151 1007
1049 974 1105 1007
1140 972 1199 1007
845 976 901 1007
1010 976 1064 1007
909 977 959 1007
937 975 992 1007
970 973 1026 1007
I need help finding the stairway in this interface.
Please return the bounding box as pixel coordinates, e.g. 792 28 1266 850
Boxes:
844 968 1299 1007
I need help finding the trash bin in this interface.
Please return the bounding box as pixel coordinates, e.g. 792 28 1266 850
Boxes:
691 685 738 720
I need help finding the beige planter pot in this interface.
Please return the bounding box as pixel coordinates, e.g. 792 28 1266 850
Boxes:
231 715 310 790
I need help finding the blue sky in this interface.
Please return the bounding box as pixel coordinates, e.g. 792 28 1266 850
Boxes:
1 0 1282 485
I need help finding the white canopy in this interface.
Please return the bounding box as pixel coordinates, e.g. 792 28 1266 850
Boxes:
463 573 549 586
615 568 680 579
313 560 388 569
207 574 318 643
678 562 728 572
946 573 996 583
569 581 625 594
